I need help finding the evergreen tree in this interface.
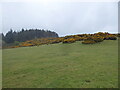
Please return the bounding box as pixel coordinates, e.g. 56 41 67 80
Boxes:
4 29 59 43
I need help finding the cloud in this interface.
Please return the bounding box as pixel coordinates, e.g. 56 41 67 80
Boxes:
95 26 118 33
1 2 118 36
1 0 119 3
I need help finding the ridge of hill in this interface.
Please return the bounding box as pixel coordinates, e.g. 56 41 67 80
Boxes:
4 32 119 49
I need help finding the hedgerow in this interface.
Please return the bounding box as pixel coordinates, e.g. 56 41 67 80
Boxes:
4 32 118 48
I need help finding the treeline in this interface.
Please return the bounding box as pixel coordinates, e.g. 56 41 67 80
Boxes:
6 32 119 49
1 29 59 44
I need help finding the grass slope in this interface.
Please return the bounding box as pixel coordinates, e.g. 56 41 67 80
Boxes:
0 49 2 89
3 40 118 88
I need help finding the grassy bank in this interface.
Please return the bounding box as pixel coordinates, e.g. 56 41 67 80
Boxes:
2 40 118 88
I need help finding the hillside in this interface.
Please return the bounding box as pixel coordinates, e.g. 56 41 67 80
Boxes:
2 40 118 88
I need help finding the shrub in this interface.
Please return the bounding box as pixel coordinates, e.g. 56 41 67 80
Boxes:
82 40 96 44
63 38 76 43
117 33 120 37
104 35 117 40
84 36 92 41
94 32 109 36
74 36 84 41
19 42 34 47
92 36 104 42
14 41 20 46
50 40 61 44
10 46 20 48
82 35 104 44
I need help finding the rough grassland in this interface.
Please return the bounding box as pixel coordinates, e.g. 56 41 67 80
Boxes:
2 40 118 88
0 49 2 89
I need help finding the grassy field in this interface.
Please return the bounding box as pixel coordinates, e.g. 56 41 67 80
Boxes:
2 40 118 88
0 49 2 89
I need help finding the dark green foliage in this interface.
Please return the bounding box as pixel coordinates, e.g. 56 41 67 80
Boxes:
108 36 117 40
104 35 117 40
3 29 59 43
92 36 104 42
118 33 120 37
4 29 15 43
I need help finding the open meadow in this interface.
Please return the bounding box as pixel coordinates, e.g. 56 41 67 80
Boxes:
2 40 118 88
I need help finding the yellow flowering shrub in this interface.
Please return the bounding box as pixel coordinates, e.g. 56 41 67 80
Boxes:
63 38 76 43
104 35 117 40
82 40 96 44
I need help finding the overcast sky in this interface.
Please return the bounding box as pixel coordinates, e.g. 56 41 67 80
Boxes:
0 1 118 36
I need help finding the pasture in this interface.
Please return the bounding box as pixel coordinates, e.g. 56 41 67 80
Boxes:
2 40 118 88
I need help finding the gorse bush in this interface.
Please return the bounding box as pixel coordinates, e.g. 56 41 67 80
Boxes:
82 40 96 44
63 38 76 43
19 42 34 47
117 33 120 37
74 36 84 41
82 35 104 44
10 46 20 48
104 35 117 40
92 36 104 42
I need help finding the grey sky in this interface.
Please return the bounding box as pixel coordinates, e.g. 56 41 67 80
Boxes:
1 1 118 36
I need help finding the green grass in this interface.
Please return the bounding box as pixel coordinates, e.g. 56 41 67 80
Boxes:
2 40 118 88
0 49 2 89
